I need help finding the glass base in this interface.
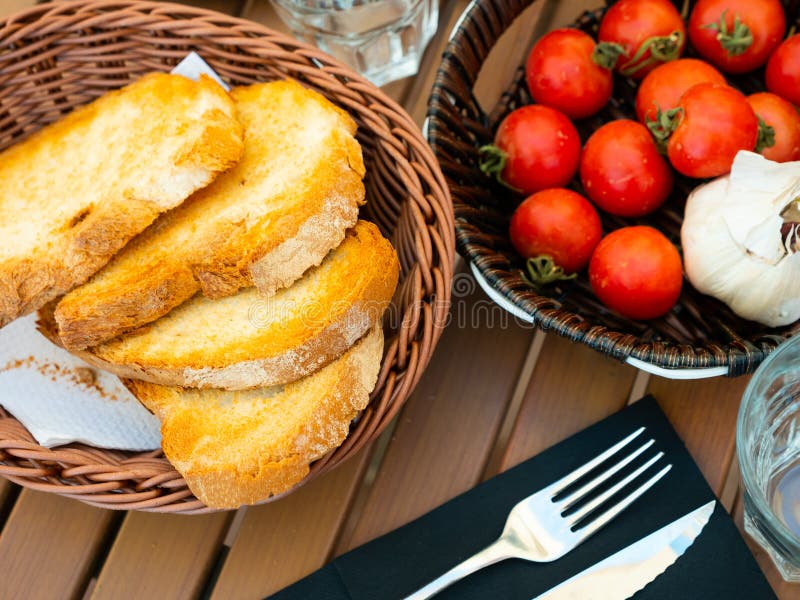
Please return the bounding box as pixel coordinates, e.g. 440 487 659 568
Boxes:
271 0 438 87
744 505 800 582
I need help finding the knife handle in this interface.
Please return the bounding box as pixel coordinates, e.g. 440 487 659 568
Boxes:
403 538 515 600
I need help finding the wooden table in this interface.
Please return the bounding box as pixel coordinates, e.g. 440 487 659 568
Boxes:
0 0 797 598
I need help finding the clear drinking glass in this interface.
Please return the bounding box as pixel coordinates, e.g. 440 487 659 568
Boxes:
270 0 438 87
737 335 800 581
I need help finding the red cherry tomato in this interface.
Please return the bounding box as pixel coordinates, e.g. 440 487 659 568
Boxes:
635 58 726 125
596 0 686 80
579 120 673 217
589 226 682 320
525 29 613 119
480 105 581 195
766 34 800 106
688 0 786 74
666 83 758 178
509 188 602 274
746 93 800 163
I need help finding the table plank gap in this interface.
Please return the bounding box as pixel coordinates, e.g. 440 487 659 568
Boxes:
733 489 800 599
90 511 232 600
0 481 20 530
209 445 373 600
333 421 400 550
646 376 748 495
0 490 118 600
335 279 535 554
223 507 248 547
481 329 546 480
498 336 637 474
627 370 652 405
720 453 741 513
82 577 98 600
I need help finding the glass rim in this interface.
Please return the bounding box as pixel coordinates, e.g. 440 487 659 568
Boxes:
736 334 800 551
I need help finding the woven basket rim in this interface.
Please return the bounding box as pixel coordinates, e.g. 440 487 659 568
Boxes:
426 0 795 376
0 0 455 512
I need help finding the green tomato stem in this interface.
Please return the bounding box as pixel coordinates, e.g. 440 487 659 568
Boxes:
645 106 683 153
754 116 776 154
478 144 521 192
619 31 684 77
592 42 626 70
702 9 753 57
520 256 576 290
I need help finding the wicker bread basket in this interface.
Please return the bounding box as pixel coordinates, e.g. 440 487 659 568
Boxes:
427 0 799 378
0 0 454 513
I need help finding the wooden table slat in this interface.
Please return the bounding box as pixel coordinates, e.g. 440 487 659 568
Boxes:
90 511 232 600
0 491 117 600
175 0 245 15
0 0 38 18
498 335 637 473
239 0 289 34
398 0 472 125
0 0 796 598
335 284 535 553
211 447 373 600
646 376 749 494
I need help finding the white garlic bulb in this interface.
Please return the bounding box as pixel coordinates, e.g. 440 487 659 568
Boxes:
682 151 800 327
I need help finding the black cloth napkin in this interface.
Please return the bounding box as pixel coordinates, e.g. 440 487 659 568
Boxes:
269 396 776 599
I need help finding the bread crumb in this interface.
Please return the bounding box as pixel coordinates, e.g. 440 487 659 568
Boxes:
1 356 35 371
74 367 96 386
2 357 120 401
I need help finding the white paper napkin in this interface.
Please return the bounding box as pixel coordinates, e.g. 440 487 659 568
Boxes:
173 51 230 90
0 315 161 450
0 53 229 451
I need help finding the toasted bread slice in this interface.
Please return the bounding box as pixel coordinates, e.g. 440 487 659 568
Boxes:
54 79 366 351
65 221 398 389
125 324 383 509
0 73 244 329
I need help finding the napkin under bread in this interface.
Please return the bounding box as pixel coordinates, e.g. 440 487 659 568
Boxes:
0 314 160 450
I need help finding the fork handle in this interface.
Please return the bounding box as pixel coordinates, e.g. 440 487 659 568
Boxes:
403 538 515 600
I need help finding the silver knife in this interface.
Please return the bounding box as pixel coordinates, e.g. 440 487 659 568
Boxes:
532 500 716 600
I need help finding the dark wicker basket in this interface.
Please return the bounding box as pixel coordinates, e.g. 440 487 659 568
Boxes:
0 0 454 512
428 0 799 376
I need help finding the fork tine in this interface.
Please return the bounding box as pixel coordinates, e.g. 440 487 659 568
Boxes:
549 427 645 496
566 452 664 524
557 439 655 510
575 463 672 542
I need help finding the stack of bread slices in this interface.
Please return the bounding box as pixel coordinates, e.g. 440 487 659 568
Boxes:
0 73 400 509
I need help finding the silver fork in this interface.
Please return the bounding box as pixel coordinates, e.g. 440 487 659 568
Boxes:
403 427 671 600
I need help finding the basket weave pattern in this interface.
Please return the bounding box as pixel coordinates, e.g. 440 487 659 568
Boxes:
0 0 454 513
427 0 798 375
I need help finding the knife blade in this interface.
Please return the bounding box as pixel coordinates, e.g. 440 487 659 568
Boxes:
532 500 716 600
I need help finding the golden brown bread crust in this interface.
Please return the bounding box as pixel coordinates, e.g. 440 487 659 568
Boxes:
125 324 384 509
54 79 365 351
64 221 399 390
0 73 244 329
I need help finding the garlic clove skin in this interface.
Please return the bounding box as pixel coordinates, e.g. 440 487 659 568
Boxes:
725 152 800 263
682 154 800 328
